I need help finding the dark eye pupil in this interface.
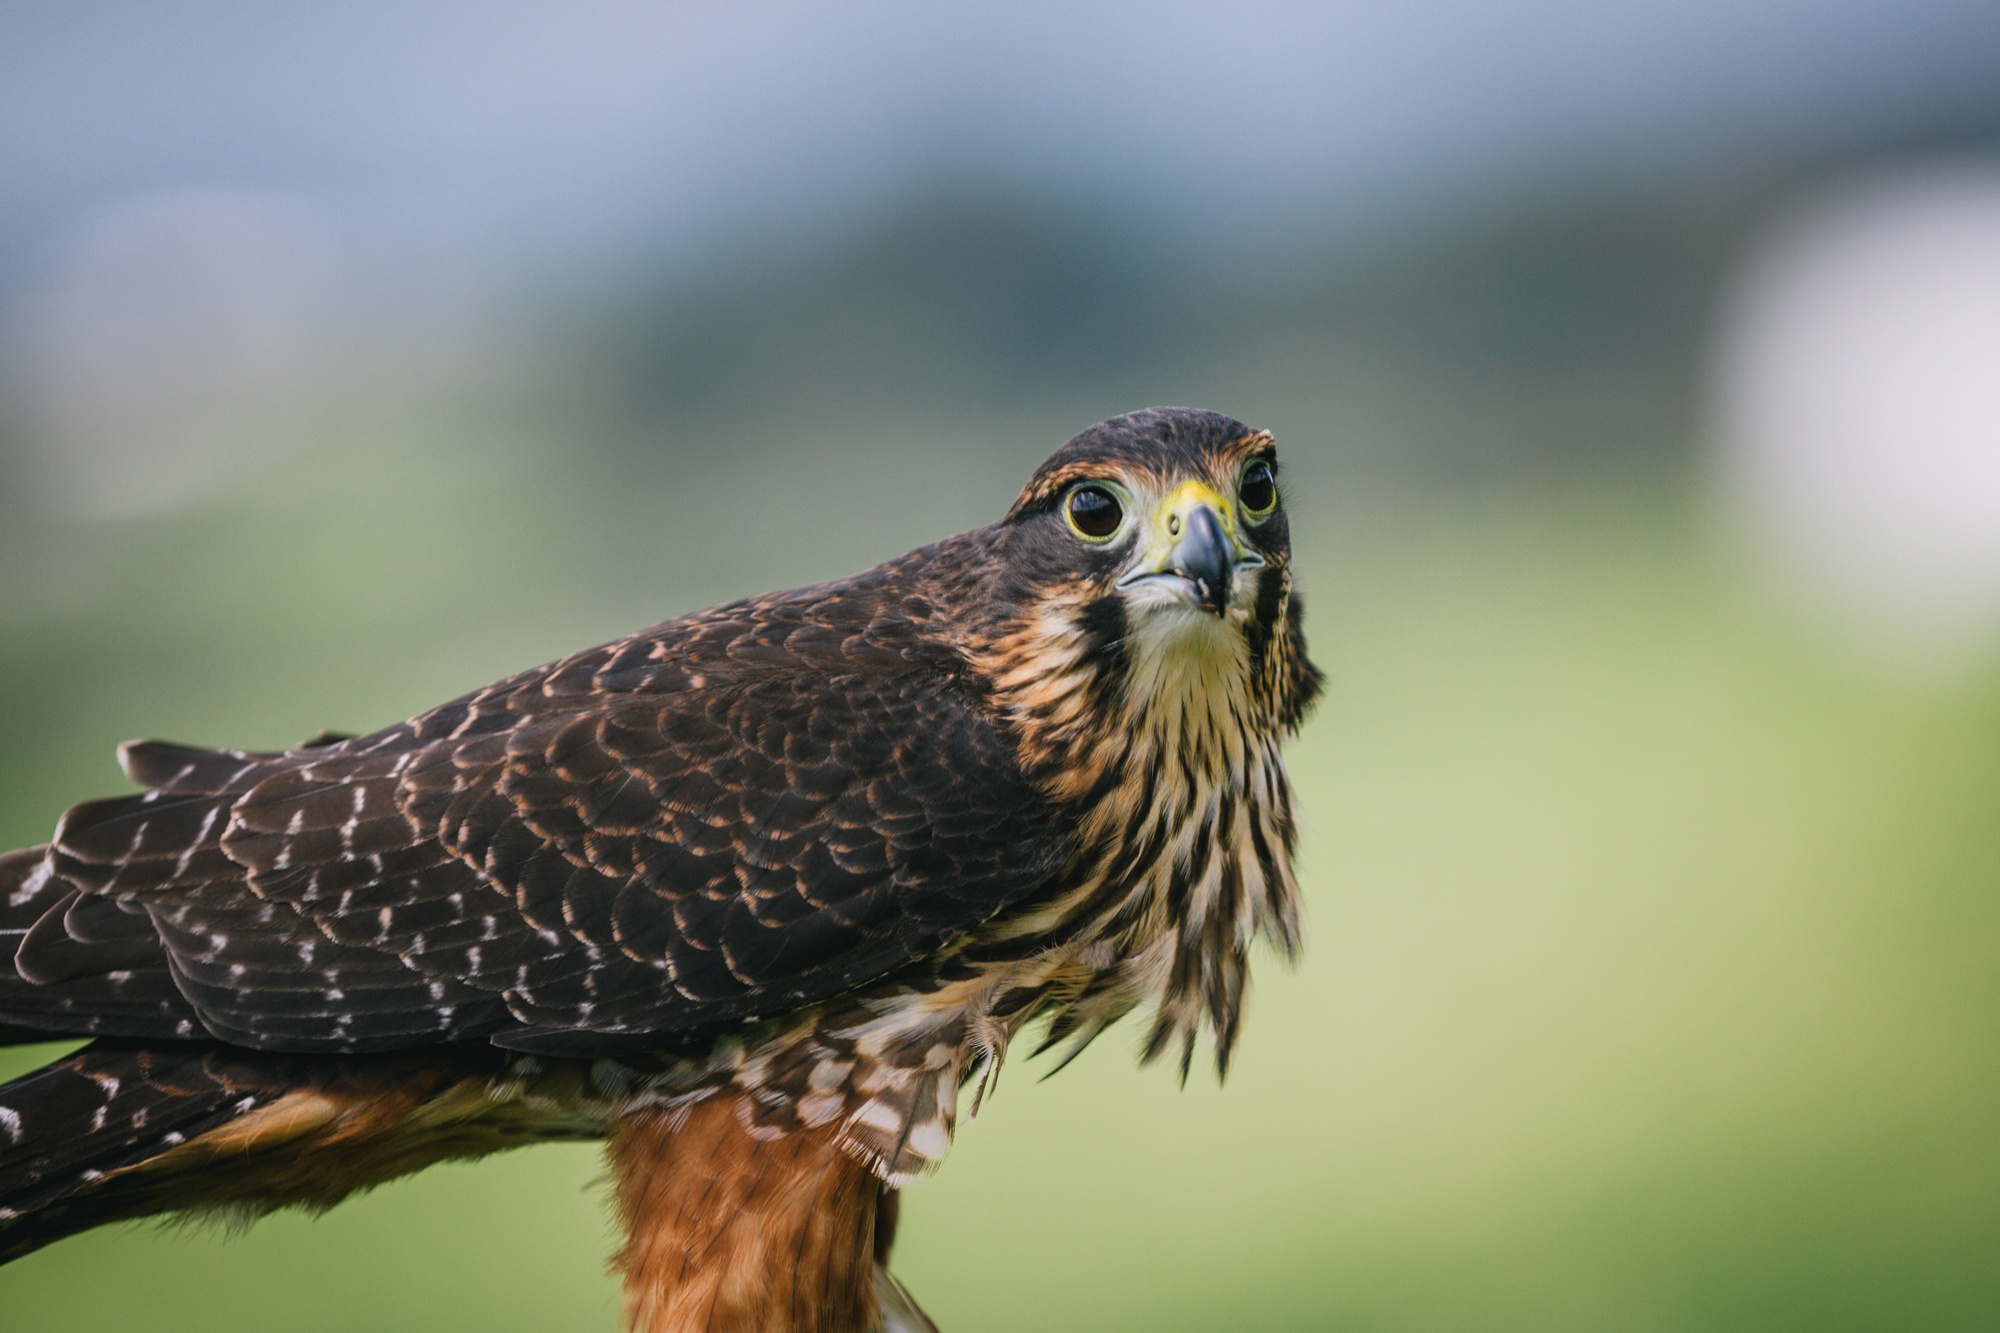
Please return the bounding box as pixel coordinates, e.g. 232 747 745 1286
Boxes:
1067 485 1123 538
1241 462 1276 513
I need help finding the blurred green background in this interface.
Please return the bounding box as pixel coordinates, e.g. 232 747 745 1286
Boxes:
4 6 2000 1331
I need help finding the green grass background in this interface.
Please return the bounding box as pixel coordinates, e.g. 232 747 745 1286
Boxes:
2 397 1996 1330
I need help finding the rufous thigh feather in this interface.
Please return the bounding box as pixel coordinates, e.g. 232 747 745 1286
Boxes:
611 1096 883 1333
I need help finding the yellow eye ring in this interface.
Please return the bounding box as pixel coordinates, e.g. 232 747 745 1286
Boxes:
1065 483 1126 541
1239 459 1277 519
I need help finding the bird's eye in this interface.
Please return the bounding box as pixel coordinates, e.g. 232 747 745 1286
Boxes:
1240 459 1277 518
1065 484 1125 541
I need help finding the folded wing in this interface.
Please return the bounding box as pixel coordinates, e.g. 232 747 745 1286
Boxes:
4 602 1062 1055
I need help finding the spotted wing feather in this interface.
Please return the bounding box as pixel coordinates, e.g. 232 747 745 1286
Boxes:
12 588 1065 1055
0 846 202 1041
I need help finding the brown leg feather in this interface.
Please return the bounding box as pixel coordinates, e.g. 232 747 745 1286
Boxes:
611 1096 888 1333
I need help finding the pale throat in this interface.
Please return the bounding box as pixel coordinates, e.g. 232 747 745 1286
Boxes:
1121 603 1258 749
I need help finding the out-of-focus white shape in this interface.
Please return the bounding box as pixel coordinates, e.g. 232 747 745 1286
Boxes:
16 189 337 517
1709 161 2000 666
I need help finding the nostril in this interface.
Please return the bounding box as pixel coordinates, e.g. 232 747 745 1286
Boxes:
1167 514 1182 536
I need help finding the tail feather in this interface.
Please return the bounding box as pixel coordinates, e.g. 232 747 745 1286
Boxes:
0 730 600 1264
0 1039 592 1265
0 1041 298 1262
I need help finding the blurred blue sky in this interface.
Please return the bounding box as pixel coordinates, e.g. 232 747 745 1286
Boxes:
4 0 1998 308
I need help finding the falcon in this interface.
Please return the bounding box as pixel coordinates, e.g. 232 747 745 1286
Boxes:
0 407 1320 1332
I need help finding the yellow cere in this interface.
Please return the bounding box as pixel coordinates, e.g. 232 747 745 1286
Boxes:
1142 479 1247 561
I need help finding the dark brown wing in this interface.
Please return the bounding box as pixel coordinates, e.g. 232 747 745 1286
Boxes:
8 587 1065 1055
0 845 205 1041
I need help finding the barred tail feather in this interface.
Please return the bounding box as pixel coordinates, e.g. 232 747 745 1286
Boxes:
0 1042 299 1262
0 1039 605 1265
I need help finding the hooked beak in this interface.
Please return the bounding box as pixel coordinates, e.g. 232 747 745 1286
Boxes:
1172 504 1238 616
1118 484 1264 617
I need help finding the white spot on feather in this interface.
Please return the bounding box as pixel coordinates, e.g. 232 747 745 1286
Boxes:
7 859 52 907
850 1099 904 1136
907 1118 951 1163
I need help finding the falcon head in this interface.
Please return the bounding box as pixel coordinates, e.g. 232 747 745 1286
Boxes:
1010 408 1290 617
983 407 1315 727
950 406 1319 821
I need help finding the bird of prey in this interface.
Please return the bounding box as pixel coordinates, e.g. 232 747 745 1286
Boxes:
0 407 1320 1332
